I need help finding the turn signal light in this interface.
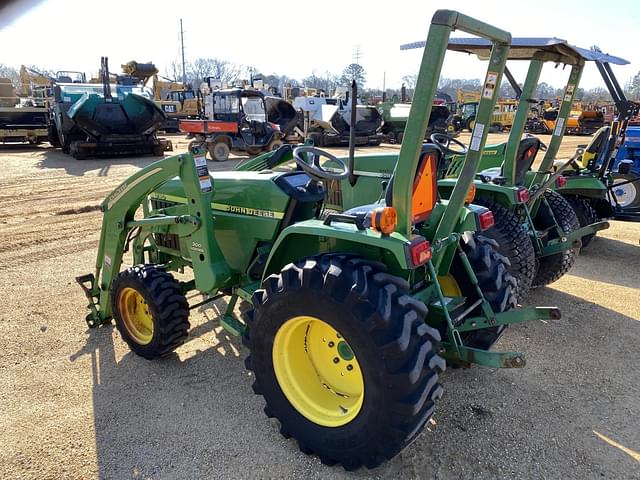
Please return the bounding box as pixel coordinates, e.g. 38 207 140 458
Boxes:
555 176 567 188
465 183 476 204
516 187 530 203
371 206 397 235
408 237 432 267
479 210 495 230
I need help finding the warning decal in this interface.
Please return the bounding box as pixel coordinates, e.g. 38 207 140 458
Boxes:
194 155 212 193
482 72 499 99
564 84 575 102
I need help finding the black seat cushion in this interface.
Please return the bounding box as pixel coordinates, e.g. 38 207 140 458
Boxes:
508 137 542 185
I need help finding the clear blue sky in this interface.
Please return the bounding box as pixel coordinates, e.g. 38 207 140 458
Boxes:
1 0 638 91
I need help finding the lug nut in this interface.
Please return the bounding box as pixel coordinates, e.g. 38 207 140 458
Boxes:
328 341 335 348
346 364 353 371
333 357 340 364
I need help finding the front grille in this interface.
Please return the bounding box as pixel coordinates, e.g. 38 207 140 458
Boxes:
150 198 179 210
150 197 180 250
155 232 180 250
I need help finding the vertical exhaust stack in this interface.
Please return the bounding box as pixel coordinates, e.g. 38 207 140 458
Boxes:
348 79 357 186
101 57 112 102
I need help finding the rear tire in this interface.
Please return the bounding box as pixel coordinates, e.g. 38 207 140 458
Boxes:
111 265 190 359
208 141 230 161
244 254 444 470
448 234 517 351
565 196 599 249
473 199 535 300
610 173 640 209
532 190 580 287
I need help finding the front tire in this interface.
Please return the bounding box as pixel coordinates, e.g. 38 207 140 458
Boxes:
244 254 444 470
111 265 190 359
532 190 580 287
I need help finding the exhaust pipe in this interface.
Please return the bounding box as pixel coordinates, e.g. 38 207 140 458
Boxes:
348 79 357 186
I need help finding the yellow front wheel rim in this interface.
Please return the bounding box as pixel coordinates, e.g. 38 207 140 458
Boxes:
272 316 364 427
118 288 154 345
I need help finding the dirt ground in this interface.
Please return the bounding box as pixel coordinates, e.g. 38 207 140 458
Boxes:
0 133 638 480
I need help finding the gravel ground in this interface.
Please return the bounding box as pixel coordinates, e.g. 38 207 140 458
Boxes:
0 133 638 479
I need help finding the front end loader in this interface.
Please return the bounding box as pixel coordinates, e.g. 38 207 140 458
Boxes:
78 11 559 470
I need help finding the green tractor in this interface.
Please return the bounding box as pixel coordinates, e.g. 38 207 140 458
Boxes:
78 11 559 470
553 52 640 236
316 38 617 301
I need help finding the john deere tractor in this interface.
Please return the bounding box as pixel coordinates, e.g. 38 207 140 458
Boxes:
78 11 559 470
316 38 617 300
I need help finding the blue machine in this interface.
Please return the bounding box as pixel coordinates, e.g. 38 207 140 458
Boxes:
615 125 640 174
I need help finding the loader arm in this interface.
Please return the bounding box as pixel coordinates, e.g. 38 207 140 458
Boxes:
78 150 231 326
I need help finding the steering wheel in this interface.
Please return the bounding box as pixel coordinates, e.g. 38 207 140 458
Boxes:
292 146 349 181
430 133 468 156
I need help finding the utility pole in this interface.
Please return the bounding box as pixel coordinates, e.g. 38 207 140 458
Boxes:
382 71 386 102
352 45 363 65
180 19 187 84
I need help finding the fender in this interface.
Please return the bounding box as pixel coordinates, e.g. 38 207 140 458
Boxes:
263 219 412 278
556 175 608 199
439 178 522 209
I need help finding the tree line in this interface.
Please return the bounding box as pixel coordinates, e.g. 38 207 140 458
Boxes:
3 59 640 104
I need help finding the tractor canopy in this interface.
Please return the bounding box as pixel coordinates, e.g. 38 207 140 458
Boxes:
411 37 629 66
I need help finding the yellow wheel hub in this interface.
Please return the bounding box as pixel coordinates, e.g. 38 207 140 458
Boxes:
117 287 154 345
438 274 462 297
272 316 364 427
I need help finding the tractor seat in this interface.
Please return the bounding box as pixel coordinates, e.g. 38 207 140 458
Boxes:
553 126 610 173
343 143 441 226
478 137 542 186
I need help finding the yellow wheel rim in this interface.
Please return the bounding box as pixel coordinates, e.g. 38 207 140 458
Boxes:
117 287 154 345
272 316 364 427
438 274 462 297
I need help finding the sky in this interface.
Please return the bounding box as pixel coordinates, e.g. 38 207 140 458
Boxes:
1 0 638 92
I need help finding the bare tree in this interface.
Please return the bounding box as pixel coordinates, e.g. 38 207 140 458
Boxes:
0 64 19 85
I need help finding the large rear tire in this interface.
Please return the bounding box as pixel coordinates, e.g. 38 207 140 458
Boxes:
473 199 535 300
446 234 517 351
111 265 190 359
565 196 599 250
532 190 580 287
244 254 444 470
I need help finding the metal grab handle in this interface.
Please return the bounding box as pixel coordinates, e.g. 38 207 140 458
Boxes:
323 213 366 230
